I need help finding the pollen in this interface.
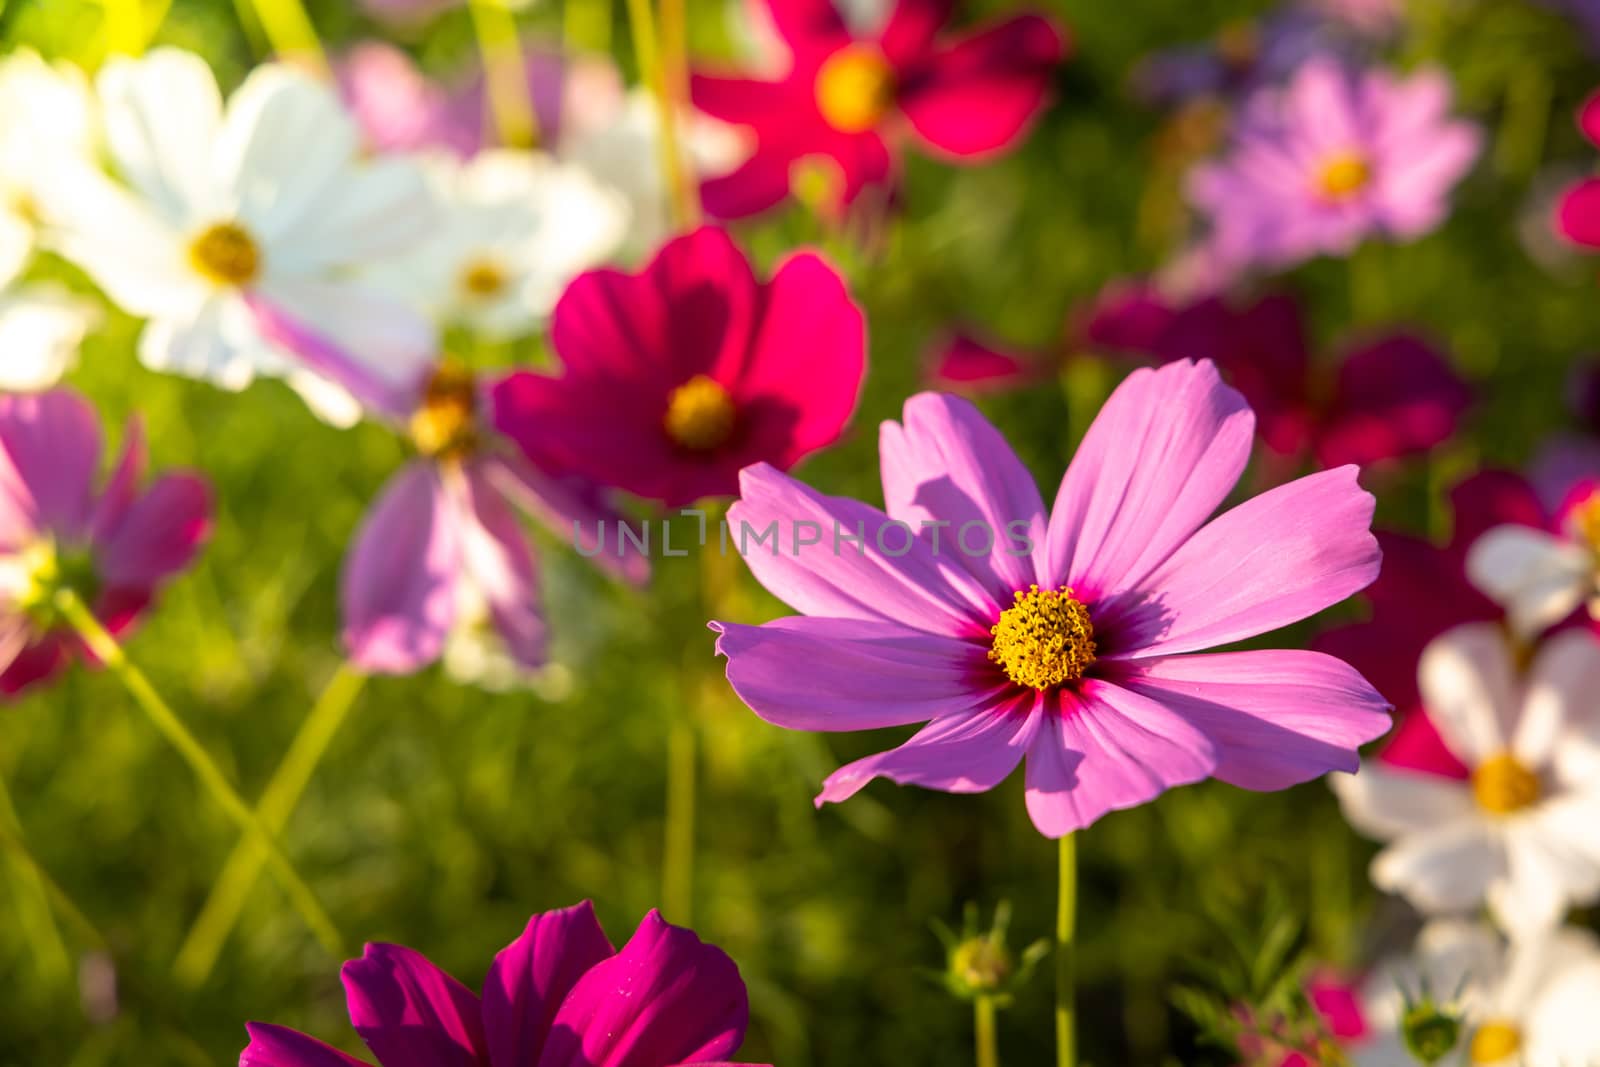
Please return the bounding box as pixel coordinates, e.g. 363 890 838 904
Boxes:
1472 752 1541 815
1315 153 1371 200
815 45 896 135
988 585 1097 690
664 375 736 452
188 221 262 287
410 363 480 460
1469 1020 1521 1063
459 257 509 300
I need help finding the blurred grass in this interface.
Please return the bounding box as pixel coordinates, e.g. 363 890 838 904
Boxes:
5 0 1600 1063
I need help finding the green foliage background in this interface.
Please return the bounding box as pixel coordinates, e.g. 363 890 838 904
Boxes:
3 0 1600 1062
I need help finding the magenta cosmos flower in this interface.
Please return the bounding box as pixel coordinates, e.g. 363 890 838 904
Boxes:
711 359 1391 836
492 227 865 509
240 901 771 1067
1188 55 1480 272
1555 90 1600 247
690 0 1064 219
0 390 210 697
252 301 645 678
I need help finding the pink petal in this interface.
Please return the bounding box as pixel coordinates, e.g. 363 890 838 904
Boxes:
818 694 1039 804
341 463 460 674
1581 88 1600 148
1557 179 1600 249
898 14 1064 159
1117 650 1391 790
94 473 212 588
0 390 103 545
0 632 68 698
759 0 851 56
342 943 487 1067
1111 465 1379 658
1378 709 1471 780
479 453 650 586
1022 681 1218 837
711 615 997 731
728 462 995 635
878 0 952 65
535 911 748 1067
689 74 795 127
699 150 798 221
927 334 1041 392
727 251 865 470
879 391 1045 598
1316 333 1471 468
240 1022 375 1067
483 902 616 1067
455 463 547 670
1044 359 1255 601
89 417 146 545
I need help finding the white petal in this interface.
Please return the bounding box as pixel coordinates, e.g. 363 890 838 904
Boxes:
254 274 437 401
266 157 438 272
0 208 31 289
1495 926 1600 1019
1524 950 1600 1065
1371 818 1503 914
1418 623 1519 765
0 283 100 390
1466 525 1594 640
1486 827 1600 939
1515 629 1600 767
138 293 263 390
1331 764 1476 840
97 48 223 225
283 369 364 428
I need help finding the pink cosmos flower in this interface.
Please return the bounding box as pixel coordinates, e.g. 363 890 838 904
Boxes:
1187 56 1481 272
252 302 646 678
239 901 772 1067
1555 91 1600 248
0 390 211 697
492 227 866 509
711 359 1390 837
691 0 1065 219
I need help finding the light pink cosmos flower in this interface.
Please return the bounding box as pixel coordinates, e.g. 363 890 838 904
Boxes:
240 901 771 1067
252 302 646 678
493 227 866 509
1187 56 1481 273
0 391 210 697
712 360 1391 836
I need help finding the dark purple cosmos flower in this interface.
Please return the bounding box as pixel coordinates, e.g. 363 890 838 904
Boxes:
0 390 211 697
691 0 1065 219
493 227 866 509
239 901 771 1067
713 360 1390 837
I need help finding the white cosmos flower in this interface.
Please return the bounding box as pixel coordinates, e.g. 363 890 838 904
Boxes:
1332 623 1600 938
1467 500 1600 640
49 48 439 426
0 49 96 289
371 149 625 339
0 283 100 390
1350 921 1600 1066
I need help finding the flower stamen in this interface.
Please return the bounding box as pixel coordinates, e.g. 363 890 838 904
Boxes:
459 257 509 300
188 221 261 287
1315 153 1371 200
1472 752 1541 815
815 45 896 135
1469 1020 1521 1063
411 363 480 460
988 585 1097 690
664 375 736 452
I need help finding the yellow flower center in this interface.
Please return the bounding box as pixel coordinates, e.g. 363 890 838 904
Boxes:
663 375 736 451
410 363 480 460
459 257 509 300
1570 490 1600 552
815 45 896 135
988 585 1097 690
187 221 262 287
1472 752 1541 815
1469 1020 1522 1063
1316 153 1371 200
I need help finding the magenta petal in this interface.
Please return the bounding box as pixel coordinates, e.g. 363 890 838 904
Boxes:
879 392 1046 598
245 293 426 420
818 696 1039 804
240 1023 375 1067
0 390 103 544
1045 359 1255 601
1022 682 1218 837
483 902 615 1067
1557 178 1600 248
535 911 748 1067
1113 465 1380 658
480 453 650 586
760 0 851 54
698 147 797 221
927 334 1040 392
0 633 69 698
89 417 146 545
1581 89 1600 148
898 14 1064 160
728 462 995 634
456 463 547 670
94 473 212 588
1118 651 1391 790
342 943 488 1067
878 0 953 65
689 74 794 127
1316 334 1471 468
341 462 460 674
712 615 996 731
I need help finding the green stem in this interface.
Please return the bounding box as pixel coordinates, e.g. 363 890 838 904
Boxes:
975 994 1000 1067
467 0 541 148
53 587 346 960
0 772 75 981
244 0 327 76
662 717 697 923
1055 833 1076 1067
564 0 613 55
173 663 367 987
624 0 695 230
